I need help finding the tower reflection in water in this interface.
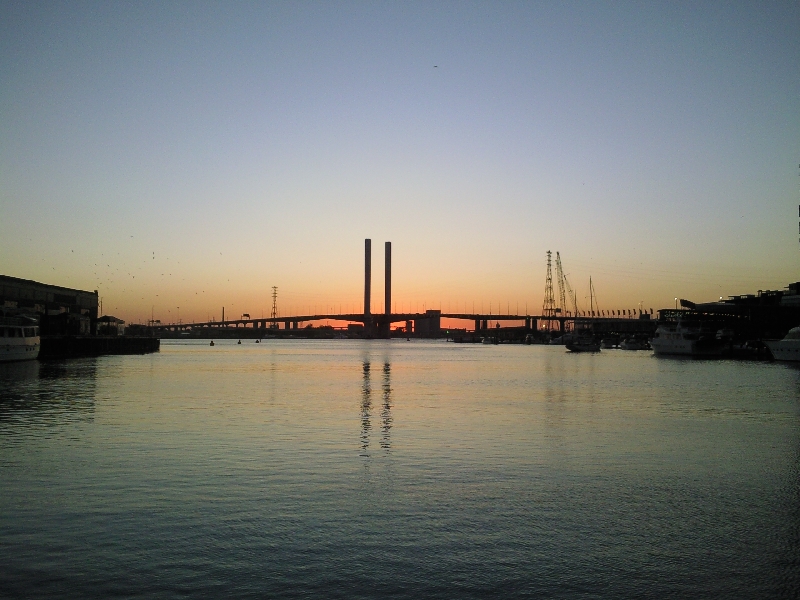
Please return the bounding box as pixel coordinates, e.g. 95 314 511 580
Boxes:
360 358 392 456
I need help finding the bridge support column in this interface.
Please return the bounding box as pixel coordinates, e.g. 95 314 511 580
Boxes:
381 241 391 339
284 320 290 330
406 320 412 335
363 239 375 337
475 319 480 332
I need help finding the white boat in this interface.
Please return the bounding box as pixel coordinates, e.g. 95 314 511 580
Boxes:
765 327 800 362
1 317 40 362
650 317 724 357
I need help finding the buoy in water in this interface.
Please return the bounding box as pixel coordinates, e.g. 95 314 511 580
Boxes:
255 339 260 343
237 340 241 344
210 340 215 346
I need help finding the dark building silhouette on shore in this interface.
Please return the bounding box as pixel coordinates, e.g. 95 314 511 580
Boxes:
0 275 99 335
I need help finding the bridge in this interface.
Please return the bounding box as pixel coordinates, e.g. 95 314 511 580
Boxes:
153 310 562 335
151 239 653 338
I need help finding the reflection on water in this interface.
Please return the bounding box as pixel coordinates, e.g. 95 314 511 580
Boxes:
360 356 393 456
0 359 97 432
380 362 392 450
360 360 371 456
1 341 799 599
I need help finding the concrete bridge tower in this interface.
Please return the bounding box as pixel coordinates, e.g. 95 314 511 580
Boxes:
384 242 391 338
364 239 373 336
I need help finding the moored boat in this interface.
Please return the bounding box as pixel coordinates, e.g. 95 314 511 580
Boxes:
765 327 800 362
566 335 600 352
1 316 40 362
600 336 618 349
650 317 725 357
619 337 650 351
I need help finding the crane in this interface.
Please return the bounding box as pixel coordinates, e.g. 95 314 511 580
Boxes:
555 252 578 317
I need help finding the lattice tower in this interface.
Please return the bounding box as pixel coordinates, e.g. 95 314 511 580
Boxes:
542 251 557 331
271 286 278 320
556 252 579 317
555 252 567 316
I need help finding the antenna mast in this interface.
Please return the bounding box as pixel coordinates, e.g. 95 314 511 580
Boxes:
271 286 278 320
589 277 599 316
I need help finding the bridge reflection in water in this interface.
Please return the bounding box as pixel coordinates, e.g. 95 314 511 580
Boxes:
359 358 392 457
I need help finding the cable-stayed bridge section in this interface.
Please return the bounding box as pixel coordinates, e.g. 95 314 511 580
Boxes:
151 241 655 339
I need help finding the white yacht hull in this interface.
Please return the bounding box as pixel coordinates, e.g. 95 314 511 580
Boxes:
1 319 40 362
651 339 722 356
1 338 40 362
765 340 800 362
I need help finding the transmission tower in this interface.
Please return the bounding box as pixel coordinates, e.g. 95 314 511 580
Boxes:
542 251 557 332
270 286 278 327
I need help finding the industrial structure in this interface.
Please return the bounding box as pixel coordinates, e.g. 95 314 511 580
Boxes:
0 274 158 357
0 275 99 335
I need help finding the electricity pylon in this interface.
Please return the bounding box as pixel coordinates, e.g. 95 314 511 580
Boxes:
542 251 558 332
270 286 278 328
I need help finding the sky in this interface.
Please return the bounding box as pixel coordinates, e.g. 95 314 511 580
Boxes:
1 1 798 324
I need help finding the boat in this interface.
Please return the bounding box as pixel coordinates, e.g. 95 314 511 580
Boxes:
566 278 601 352
765 327 800 362
1 315 40 362
619 337 650 351
600 336 618 349
566 335 600 352
650 316 725 357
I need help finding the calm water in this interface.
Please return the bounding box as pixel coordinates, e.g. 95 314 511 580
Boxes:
1 340 799 598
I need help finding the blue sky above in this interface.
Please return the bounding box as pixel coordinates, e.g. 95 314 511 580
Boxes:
1 1 798 322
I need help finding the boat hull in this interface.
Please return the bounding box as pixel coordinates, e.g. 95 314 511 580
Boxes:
619 339 649 351
765 340 800 362
566 340 601 352
1 339 40 362
651 339 723 357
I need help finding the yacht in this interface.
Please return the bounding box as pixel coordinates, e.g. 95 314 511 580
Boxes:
1 316 40 362
566 334 600 352
765 327 800 362
619 337 650 351
650 317 724 357
600 337 618 349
